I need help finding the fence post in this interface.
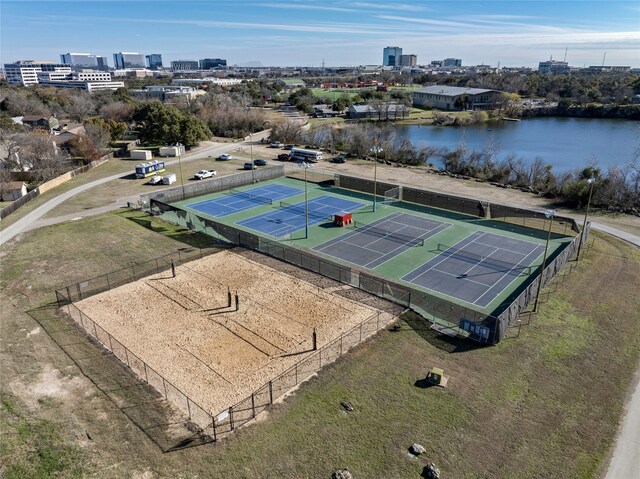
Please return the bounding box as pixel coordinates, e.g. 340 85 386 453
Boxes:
108 333 113 352
251 393 255 418
162 378 168 399
212 417 217 441
143 362 149 383
187 398 191 419
269 381 273 404
295 364 298 384
124 348 130 367
359 322 363 341
229 407 234 430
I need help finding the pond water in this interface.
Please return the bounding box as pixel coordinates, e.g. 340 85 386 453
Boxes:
394 117 639 173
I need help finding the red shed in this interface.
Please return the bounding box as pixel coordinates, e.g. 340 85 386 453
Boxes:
334 212 352 226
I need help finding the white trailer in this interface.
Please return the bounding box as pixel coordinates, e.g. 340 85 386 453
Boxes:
131 150 153 160
159 145 186 157
162 173 177 185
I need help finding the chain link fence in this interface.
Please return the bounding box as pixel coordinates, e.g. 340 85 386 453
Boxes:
139 165 286 207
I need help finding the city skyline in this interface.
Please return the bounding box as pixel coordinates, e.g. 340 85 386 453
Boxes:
1 0 639 68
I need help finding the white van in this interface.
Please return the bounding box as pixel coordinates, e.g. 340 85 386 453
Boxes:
162 173 177 185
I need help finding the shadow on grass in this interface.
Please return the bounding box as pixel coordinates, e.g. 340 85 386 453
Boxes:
27 304 215 453
117 209 231 251
397 312 490 354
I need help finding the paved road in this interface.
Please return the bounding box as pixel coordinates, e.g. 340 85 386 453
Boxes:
606 368 640 479
1 136 638 477
0 140 236 246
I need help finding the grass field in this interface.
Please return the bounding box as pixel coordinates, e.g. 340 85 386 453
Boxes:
1 209 639 478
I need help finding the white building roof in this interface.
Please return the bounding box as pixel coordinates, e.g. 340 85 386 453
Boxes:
414 85 499 96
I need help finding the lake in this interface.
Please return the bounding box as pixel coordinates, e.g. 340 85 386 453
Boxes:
394 118 639 173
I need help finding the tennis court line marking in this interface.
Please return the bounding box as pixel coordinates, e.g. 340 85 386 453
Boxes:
314 212 451 269
472 244 545 307
403 231 480 281
473 237 542 256
362 222 451 269
403 230 545 306
428 267 491 288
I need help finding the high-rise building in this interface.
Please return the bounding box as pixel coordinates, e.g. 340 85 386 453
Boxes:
383 47 402 67
199 58 227 69
60 53 108 70
113 52 146 69
399 54 417 67
443 58 462 67
171 60 199 71
146 54 163 69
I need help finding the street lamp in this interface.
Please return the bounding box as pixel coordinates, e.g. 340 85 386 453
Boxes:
576 178 595 261
176 142 185 200
299 161 311 238
249 132 255 183
371 143 382 212
533 209 555 313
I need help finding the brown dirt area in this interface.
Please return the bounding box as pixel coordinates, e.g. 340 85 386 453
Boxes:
74 250 380 425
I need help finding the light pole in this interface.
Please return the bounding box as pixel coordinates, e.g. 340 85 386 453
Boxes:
533 209 555 313
371 143 382 212
300 162 311 238
249 132 255 183
576 178 595 261
176 142 185 200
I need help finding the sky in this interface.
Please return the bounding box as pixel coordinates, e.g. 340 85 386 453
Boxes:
1 0 639 68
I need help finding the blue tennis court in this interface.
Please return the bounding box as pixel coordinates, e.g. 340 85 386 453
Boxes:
187 184 303 217
402 231 545 307
237 195 367 238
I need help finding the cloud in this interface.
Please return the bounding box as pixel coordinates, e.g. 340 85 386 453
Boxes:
351 2 425 12
259 3 357 12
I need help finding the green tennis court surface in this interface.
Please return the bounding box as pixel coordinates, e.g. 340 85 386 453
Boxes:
169 177 572 314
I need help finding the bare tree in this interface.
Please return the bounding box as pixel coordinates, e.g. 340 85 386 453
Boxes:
65 94 97 122
99 102 134 123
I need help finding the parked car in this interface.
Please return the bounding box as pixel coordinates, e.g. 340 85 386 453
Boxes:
147 175 163 185
243 162 257 170
194 169 216 180
283 144 295 150
277 153 291 161
331 156 347 164
254 159 268 166
217 154 232 161
270 141 283 148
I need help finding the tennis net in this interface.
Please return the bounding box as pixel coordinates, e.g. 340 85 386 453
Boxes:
436 243 532 275
278 201 333 221
353 221 424 247
227 189 273 205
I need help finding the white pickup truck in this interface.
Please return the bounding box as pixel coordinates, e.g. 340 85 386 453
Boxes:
194 169 217 180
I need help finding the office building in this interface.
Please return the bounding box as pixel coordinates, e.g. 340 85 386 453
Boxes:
60 53 109 70
113 52 146 69
199 58 227 69
383 47 403 67
4 61 70 86
413 85 502 111
443 58 462 67
171 60 199 71
399 54 417 67
538 60 570 74
146 54 163 69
